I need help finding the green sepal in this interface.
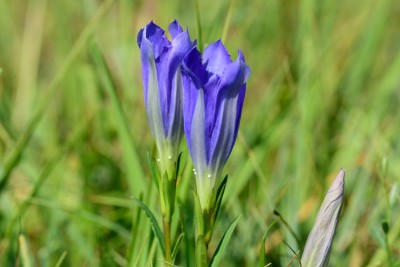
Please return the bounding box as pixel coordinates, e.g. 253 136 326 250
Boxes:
203 175 228 245
211 175 228 225
195 235 208 267
174 152 182 181
132 197 165 254
147 152 161 191
209 215 241 267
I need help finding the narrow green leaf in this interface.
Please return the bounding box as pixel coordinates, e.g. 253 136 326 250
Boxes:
259 237 266 267
19 234 34 267
221 0 235 43
171 233 184 262
259 220 276 267
209 215 241 267
282 240 301 267
213 175 228 224
54 251 67 267
127 193 144 266
273 209 301 246
132 197 165 254
194 0 203 52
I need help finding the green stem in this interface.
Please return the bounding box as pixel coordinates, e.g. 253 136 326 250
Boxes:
163 216 172 265
195 235 208 267
194 193 212 266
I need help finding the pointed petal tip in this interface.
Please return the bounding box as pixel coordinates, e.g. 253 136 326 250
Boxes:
234 49 250 81
238 49 244 60
147 20 157 29
326 169 345 198
168 19 184 38
337 168 345 184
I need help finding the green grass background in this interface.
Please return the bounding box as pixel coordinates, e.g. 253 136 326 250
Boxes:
0 0 400 266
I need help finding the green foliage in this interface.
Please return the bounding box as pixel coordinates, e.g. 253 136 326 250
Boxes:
0 0 400 266
133 197 165 255
209 215 241 267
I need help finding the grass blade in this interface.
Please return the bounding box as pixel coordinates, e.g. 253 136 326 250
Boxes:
0 0 115 193
89 43 146 196
132 197 165 254
54 251 67 267
209 215 241 267
259 220 276 267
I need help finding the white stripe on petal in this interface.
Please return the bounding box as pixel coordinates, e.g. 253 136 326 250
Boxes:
190 89 210 209
143 38 167 169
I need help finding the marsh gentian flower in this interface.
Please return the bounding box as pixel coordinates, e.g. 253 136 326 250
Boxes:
301 169 345 267
137 20 195 173
181 41 250 209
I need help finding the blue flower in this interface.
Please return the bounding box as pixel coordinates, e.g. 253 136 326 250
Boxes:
181 40 250 209
137 20 195 173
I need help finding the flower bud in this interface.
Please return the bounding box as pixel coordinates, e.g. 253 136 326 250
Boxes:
181 40 250 209
137 20 195 173
301 169 345 267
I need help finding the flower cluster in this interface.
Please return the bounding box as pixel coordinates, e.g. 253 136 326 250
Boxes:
138 20 250 209
137 20 345 267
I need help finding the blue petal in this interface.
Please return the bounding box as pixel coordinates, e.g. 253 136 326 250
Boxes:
203 40 232 74
218 54 250 97
165 70 184 148
142 21 170 60
190 88 208 186
208 92 239 175
138 30 165 152
168 19 183 38
207 52 250 171
182 47 208 88
182 47 207 154
231 84 246 154
137 28 144 48
182 72 200 154
203 74 220 163
157 29 195 136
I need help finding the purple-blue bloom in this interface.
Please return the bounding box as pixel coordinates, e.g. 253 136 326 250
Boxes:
182 40 250 209
137 20 195 172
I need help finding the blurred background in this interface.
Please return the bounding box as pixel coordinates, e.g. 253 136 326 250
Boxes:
0 0 400 266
